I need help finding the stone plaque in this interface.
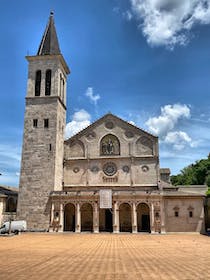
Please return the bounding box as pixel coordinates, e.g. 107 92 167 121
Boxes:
99 189 112 209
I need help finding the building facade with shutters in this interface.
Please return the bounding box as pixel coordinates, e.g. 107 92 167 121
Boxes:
16 13 206 233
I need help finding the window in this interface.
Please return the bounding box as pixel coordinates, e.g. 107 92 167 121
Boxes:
33 119 38 128
49 144 52 151
175 211 179 217
44 119 49 128
100 134 120 156
45 69 51 96
35 70 41 96
189 211 193 218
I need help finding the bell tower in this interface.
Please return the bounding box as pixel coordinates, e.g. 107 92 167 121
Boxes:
17 12 70 230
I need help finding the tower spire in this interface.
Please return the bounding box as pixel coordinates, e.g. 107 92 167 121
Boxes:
37 12 61 55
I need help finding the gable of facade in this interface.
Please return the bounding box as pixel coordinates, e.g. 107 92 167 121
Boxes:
63 114 159 189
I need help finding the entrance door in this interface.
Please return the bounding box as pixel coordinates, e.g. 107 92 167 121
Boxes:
142 214 150 231
119 203 132 232
137 203 150 232
99 209 113 232
105 209 113 232
81 203 93 232
64 203 75 231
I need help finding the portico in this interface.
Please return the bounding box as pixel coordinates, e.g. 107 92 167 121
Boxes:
50 190 163 234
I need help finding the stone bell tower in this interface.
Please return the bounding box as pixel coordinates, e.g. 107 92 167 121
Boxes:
17 12 70 230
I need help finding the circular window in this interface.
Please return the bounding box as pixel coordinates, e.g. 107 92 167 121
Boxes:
91 166 99 173
103 162 117 176
73 167 80 173
105 121 114 129
142 165 149 172
122 165 130 173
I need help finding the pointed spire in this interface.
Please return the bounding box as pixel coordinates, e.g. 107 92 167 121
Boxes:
37 12 61 55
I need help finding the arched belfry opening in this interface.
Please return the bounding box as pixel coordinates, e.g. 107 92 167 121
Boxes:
64 203 75 231
100 134 120 156
137 203 150 232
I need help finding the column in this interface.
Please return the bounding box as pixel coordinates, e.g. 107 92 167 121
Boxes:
160 199 166 234
150 202 155 234
93 202 99 233
132 202 137 233
76 203 81 233
49 202 54 232
58 203 64 232
113 201 119 233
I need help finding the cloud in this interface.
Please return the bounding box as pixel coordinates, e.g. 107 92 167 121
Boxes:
85 87 100 105
65 109 91 139
145 104 197 150
164 131 197 150
129 0 210 48
146 104 190 137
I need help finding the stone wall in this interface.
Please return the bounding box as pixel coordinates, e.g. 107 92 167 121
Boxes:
164 197 205 232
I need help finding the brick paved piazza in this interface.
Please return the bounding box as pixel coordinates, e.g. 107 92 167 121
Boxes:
0 233 210 280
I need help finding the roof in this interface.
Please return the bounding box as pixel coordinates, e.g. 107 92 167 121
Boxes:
0 185 18 196
65 113 158 143
37 12 61 55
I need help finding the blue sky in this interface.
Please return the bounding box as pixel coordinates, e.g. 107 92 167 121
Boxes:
0 0 210 187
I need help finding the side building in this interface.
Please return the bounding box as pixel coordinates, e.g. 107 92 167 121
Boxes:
17 13 206 233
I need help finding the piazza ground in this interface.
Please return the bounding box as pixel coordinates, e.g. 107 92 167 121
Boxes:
0 233 209 280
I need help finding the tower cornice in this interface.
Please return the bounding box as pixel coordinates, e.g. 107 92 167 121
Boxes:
26 54 70 75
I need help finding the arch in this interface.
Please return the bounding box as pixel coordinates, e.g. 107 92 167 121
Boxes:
136 136 153 155
69 140 85 158
137 203 150 232
119 203 132 232
6 196 17 212
81 203 93 232
45 69 52 96
64 203 75 231
100 134 120 156
35 70 41 96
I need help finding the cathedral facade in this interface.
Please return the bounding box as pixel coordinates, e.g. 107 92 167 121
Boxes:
17 13 206 233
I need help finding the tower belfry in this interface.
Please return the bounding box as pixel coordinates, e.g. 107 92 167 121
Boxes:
17 13 70 230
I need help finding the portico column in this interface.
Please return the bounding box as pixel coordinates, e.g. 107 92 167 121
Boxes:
151 202 155 234
132 202 137 233
58 203 64 232
93 202 99 233
113 201 119 233
160 199 166 234
49 201 55 232
76 203 81 233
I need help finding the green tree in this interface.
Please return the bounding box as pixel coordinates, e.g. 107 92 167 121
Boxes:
171 155 210 186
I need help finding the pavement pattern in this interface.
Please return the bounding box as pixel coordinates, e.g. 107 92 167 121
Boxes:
0 233 209 280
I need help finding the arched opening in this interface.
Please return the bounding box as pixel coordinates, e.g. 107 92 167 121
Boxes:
119 203 132 232
99 209 113 232
6 197 17 212
137 203 150 232
64 203 75 231
35 70 41 96
81 203 93 232
136 136 153 155
45 69 51 96
100 134 120 156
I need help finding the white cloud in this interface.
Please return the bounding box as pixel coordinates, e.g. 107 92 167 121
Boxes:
85 87 100 105
129 0 210 48
146 104 190 137
65 109 91 139
164 131 194 150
